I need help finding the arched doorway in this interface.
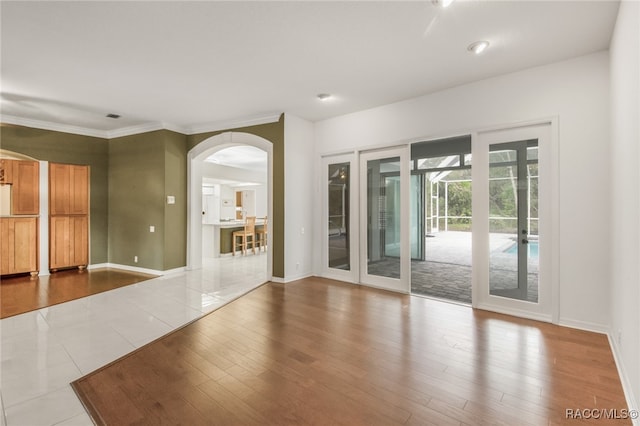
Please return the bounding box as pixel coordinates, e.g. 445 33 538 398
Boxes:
187 132 272 281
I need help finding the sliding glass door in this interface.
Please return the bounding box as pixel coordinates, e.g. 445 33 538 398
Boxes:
359 147 410 293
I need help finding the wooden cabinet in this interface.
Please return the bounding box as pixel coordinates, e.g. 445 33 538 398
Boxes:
70 165 89 215
50 163 89 215
0 159 14 184
0 159 40 214
49 216 88 270
12 160 39 215
0 159 40 276
235 191 243 220
0 217 38 276
49 163 89 271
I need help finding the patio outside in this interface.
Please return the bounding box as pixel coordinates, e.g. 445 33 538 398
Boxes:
409 230 539 304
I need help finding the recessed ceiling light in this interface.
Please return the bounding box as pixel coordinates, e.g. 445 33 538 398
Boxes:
432 0 454 8
467 40 490 55
317 93 332 101
106 113 121 119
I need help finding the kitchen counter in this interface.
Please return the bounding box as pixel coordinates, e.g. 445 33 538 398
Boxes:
203 218 266 258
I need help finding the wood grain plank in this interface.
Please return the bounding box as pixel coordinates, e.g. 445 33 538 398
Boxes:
72 277 631 426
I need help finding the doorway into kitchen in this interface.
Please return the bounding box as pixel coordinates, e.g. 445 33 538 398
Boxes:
187 132 272 283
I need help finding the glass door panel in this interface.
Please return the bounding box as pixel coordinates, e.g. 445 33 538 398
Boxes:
328 162 350 270
410 174 424 260
489 145 523 300
322 154 356 283
366 158 400 278
360 148 410 293
488 141 538 302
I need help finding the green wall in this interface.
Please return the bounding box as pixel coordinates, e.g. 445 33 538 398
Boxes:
0 124 109 263
2 116 283 276
163 131 187 270
187 115 285 278
109 129 187 270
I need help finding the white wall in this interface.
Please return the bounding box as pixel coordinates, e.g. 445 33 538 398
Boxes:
202 162 267 184
201 162 268 220
283 114 315 281
609 0 640 413
219 185 235 220
255 185 267 218
315 51 611 330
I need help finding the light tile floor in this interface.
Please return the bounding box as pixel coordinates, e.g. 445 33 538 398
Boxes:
0 254 268 426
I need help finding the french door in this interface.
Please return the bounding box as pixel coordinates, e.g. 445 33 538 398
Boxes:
322 154 357 283
473 123 557 322
359 147 410 293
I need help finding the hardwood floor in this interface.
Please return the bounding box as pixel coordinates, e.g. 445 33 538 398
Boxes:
72 277 630 425
0 268 157 318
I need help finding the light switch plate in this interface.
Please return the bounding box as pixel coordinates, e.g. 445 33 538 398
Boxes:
167 195 175 204
150 225 155 233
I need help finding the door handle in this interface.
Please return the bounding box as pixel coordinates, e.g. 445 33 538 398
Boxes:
522 238 529 244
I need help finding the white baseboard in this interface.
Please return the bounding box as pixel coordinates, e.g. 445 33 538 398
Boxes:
87 263 109 270
88 263 185 276
558 317 609 335
271 272 313 284
607 333 640 425
474 303 552 324
319 272 355 284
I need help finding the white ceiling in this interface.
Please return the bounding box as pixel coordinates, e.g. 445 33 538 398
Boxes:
205 145 267 171
1 1 620 136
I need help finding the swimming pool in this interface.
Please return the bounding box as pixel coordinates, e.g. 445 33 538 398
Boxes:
505 241 539 257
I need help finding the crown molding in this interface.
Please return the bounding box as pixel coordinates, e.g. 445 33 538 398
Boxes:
186 113 281 135
1 113 282 140
163 122 190 135
1 115 191 139
1 114 110 139
105 122 189 139
105 122 164 139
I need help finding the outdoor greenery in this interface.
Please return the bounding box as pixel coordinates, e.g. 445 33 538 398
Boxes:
426 164 538 235
439 180 472 231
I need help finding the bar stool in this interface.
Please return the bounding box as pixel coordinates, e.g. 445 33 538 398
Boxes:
232 216 256 255
256 216 268 252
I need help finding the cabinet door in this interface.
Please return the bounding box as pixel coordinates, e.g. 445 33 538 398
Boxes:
49 216 88 269
50 216 71 269
50 163 71 215
0 218 11 274
12 161 40 215
0 159 14 184
70 216 88 266
13 217 38 273
0 217 37 275
70 165 89 215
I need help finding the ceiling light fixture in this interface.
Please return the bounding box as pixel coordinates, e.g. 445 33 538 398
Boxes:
432 0 455 8
467 40 490 55
317 93 332 102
